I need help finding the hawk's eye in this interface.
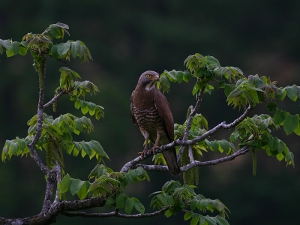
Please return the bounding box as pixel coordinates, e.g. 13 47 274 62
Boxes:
147 74 152 79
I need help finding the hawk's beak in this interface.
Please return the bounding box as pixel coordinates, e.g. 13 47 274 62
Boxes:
154 75 159 81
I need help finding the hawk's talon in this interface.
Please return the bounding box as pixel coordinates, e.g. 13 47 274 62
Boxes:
138 149 149 159
150 145 160 155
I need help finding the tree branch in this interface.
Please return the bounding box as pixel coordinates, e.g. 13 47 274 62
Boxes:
177 87 205 162
122 105 252 173
28 55 48 174
0 196 107 225
43 90 66 108
180 146 250 171
62 207 169 219
175 105 252 147
135 146 250 172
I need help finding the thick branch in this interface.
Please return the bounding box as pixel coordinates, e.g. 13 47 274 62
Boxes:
28 55 48 174
40 164 62 217
0 196 107 225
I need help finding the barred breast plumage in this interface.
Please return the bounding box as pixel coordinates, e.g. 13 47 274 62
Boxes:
130 70 181 176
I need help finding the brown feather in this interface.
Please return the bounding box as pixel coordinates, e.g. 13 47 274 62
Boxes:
130 71 181 176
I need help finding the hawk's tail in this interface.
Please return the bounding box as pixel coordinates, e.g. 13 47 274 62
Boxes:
163 148 181 176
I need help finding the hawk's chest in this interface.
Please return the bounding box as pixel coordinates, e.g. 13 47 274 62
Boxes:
132 91 162 133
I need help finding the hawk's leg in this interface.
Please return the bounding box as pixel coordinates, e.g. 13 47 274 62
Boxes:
150 133 161 155
138 144 149 159
138 130 151 159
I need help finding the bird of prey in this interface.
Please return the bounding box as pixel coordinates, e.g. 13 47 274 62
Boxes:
130 70 181 176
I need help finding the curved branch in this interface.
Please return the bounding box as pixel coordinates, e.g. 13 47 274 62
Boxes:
176 105 252 146
122 105 252 173
180 146 250 171
43 90 66 108
62 207 169 219
136 146 250 172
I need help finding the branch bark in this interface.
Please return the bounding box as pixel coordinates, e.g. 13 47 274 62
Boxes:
62 206 169 219
122 105 252 173
28 55 48 174
43 90 66 108
177 86 205 162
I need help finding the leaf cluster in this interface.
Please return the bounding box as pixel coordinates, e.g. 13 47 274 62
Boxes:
1 22 92 63
2 113 108 169
150 180 229 225
59 165 149 215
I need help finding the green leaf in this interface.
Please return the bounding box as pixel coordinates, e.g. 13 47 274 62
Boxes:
191 215 200 225
74 99 81 109
284 114 299 135
19 45 28 56
0 39 12 50
59 174 71 194
82 141 94 156
76 181 89 200
273 110 287 125
12 41 20 55
183 70 192 82
285 85 299 101
70 179 85 196
184 212 192 221
157 194 168 206
57 42 71 56
276 153 285 161
215 215 230 225
206 55 221 67
81 101 89 114
116 193 128 209
267 102 277 113
70 40 83 58
90 140 108 159
125 197 135 214
49 45 59 59
294 122 300 136
164 208 173 218
174 71 184 83
158 74 170 93
133 198 145 214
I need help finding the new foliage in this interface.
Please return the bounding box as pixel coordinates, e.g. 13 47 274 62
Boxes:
0 23 298 225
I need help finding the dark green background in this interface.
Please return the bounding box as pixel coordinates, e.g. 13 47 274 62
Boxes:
1 1 300 224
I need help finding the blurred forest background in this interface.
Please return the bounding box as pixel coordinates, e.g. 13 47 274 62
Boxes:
1 1 300 224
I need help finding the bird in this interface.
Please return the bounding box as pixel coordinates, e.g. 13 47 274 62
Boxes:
130 70 181 176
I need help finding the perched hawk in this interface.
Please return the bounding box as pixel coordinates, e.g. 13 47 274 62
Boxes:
130 70 181 176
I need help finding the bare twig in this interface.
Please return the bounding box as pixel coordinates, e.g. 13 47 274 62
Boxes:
43 90 66 108
62 206 169 219
177 87 205 162
180 146 250 171
136 146 250 172
188 145 194 163
178 105 252 146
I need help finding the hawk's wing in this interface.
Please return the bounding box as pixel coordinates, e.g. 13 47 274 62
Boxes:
153 90 174 142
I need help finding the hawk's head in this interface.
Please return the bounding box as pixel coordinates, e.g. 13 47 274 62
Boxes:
138 70 159 90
